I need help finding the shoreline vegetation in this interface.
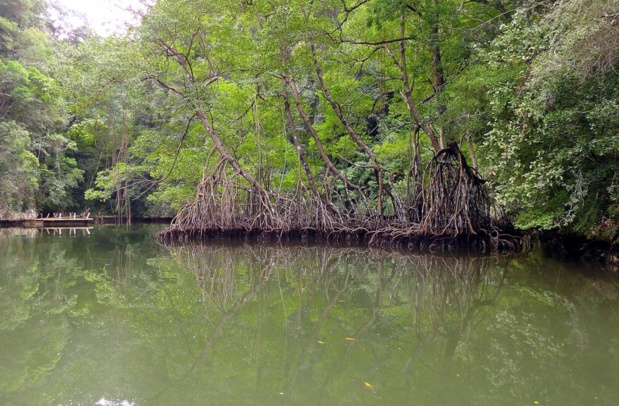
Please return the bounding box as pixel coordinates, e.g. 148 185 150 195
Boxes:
1 0 618 262
156 143 526 253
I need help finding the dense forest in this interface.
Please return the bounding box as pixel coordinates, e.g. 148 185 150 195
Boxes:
1 0 618 251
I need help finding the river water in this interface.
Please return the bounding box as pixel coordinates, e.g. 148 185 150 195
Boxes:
0 225 618 405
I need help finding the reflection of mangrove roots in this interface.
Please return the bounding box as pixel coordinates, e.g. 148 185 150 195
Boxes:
168 244 507 382
157 145 523 253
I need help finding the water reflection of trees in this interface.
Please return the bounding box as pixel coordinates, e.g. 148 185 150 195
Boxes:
0 234 80 400
3 229 619 405
0 225 167 404
157 243 507 404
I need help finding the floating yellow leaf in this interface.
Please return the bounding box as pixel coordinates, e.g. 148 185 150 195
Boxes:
363 381 372 388
345 337 356 341
317 340 325 344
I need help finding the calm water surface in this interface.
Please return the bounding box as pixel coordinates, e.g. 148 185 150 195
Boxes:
1 225 618 405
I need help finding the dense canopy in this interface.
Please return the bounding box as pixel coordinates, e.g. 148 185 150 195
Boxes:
1 0 618 250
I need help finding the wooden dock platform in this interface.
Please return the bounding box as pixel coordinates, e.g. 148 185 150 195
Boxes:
24 218 95 228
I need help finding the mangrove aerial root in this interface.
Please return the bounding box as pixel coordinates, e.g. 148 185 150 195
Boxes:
157 144 524 253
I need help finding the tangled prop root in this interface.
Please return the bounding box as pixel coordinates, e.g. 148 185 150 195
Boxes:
157 145 524 253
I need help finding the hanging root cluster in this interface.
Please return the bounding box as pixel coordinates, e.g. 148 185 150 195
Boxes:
157 145 524 253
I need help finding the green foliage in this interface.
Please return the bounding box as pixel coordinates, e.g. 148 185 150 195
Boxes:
0 16 19 54
0 121 38 217
0 0 88 218
480 0 619 235
37 133 84 211
0 0 615 240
